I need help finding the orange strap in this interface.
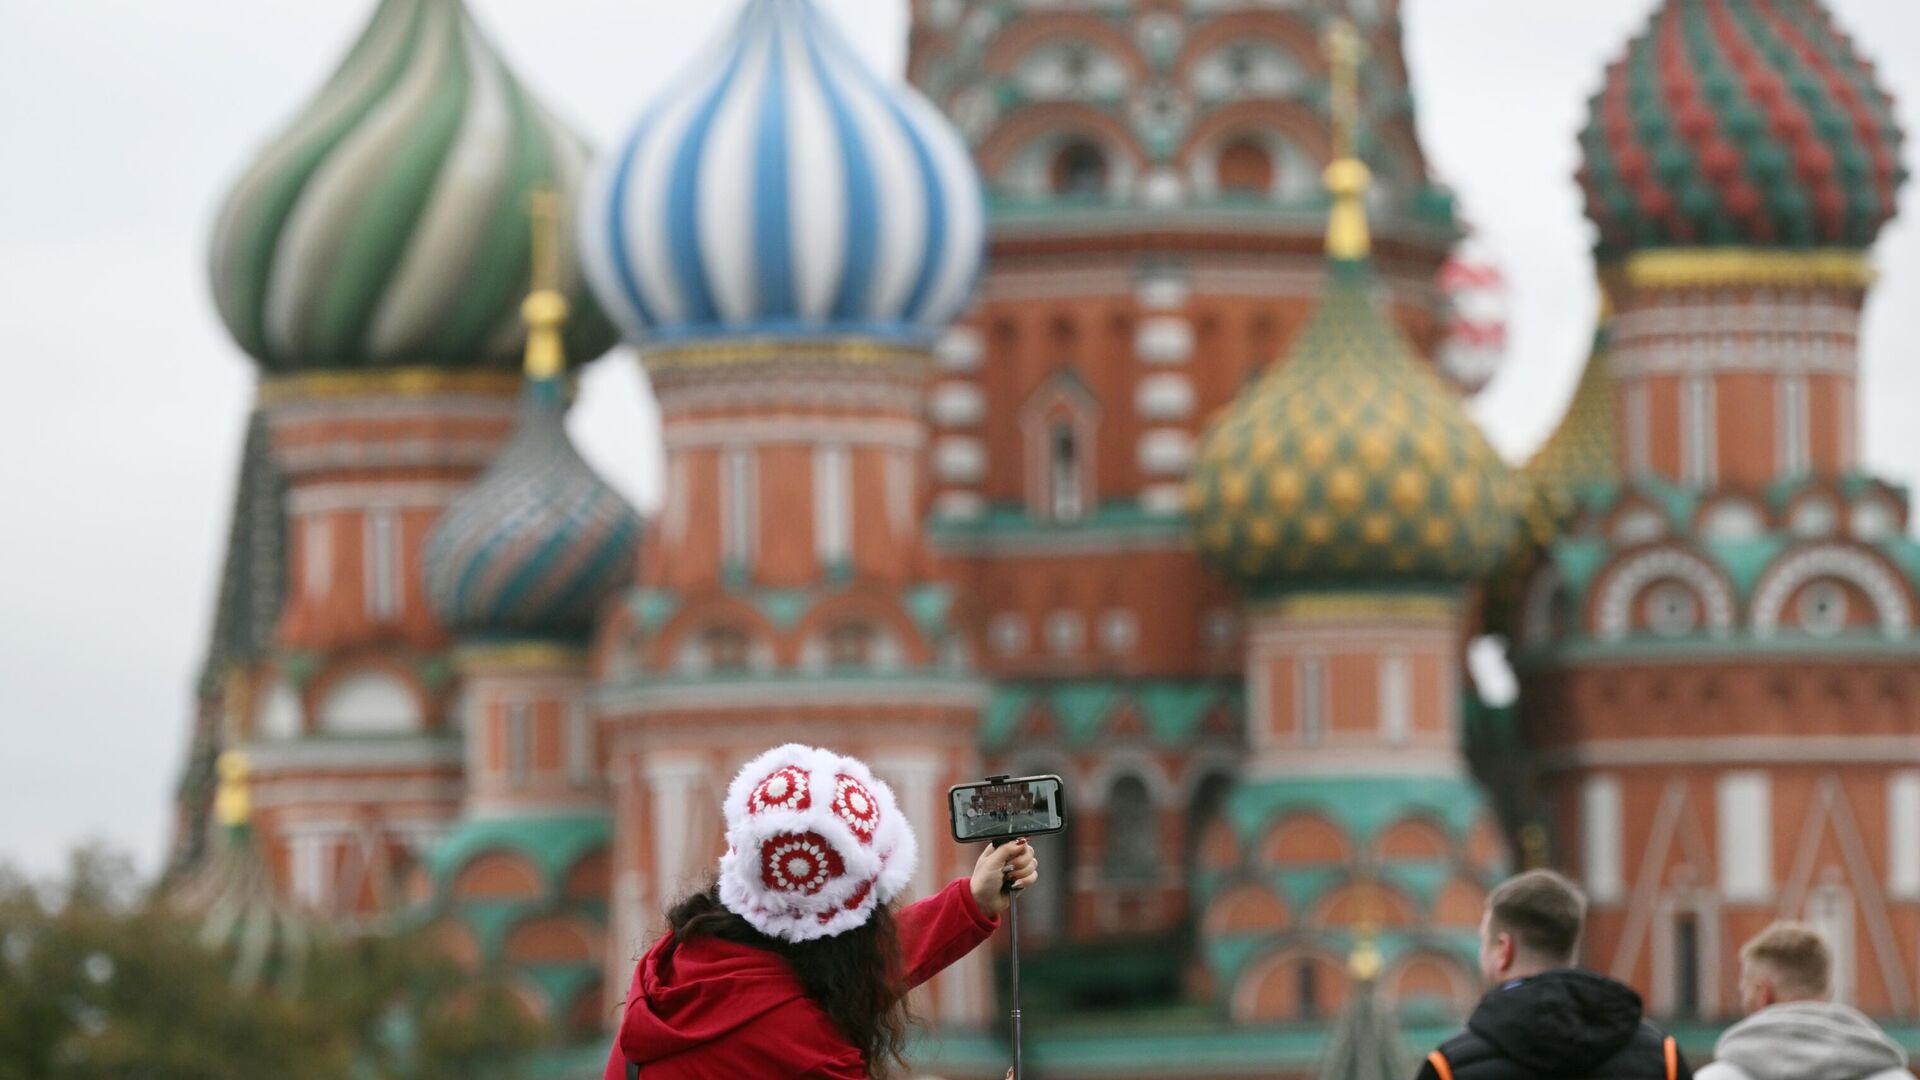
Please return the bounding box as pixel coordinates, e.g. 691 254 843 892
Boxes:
1427 1050 1455 1080
1664 1035 1678 1080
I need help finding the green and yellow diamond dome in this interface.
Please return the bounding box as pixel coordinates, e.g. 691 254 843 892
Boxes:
1186 34 1519 589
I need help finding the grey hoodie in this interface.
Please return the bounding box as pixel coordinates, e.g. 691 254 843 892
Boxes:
1697 1001 1915 1080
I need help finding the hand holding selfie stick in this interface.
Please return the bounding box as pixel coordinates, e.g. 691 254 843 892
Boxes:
948 773 1064 1080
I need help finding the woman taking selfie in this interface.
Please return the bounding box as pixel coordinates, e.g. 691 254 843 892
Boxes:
603 744 1040 1080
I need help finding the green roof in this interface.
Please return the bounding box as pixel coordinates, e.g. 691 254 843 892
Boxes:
424 813 610 891
982 679 1241 750
1223 774 1490 848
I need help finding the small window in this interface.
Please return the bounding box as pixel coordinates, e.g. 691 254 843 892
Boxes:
1296 959 1320 1020
1217 138 1274 195
1051 140 1108 197
1050 422 1086 522
1673 912 1703 1018
704 627 751 674
1104 775 1158 882
1797 581 1850 637
827 623 875 667
1644 582 1701 638
507 702 532 785
364 510 401 620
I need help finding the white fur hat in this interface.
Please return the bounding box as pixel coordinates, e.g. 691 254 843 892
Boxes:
717 744 920 943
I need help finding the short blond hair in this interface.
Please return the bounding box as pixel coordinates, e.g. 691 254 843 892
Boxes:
1741 922 1832 999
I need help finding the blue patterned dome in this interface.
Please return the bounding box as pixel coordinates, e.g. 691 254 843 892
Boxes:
578 0 985 346
425 377 641 641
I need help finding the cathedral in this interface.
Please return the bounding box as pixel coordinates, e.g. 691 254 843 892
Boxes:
170 0 1920 1075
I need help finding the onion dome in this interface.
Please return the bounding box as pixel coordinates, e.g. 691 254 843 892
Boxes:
424 196 642 642
181 751 316 992
579 0 985 346
1578 0 1906 259
210 0 615 373
1524 323 1618 539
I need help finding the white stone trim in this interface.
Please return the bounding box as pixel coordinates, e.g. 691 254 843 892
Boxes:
933 436 987 483
1751 544 1914 637
287 482 468 515
1594 548 1736 642
1137 428 1194 476
1135 373 1194 421
930 382 986 427
1135 317 1194 365
935 326 985 372
663 417 924 451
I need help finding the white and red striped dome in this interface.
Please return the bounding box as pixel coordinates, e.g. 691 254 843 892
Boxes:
1436 239 1509 397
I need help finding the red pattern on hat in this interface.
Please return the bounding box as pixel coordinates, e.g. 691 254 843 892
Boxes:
760 831 844 895
831 774 880 842
748 765 812 815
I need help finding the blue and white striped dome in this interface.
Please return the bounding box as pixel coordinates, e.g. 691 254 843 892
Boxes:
579 0 986 346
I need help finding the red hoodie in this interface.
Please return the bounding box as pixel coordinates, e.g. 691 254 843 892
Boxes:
602 877 999 1080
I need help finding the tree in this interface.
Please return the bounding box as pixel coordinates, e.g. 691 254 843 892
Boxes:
0 844 538 1080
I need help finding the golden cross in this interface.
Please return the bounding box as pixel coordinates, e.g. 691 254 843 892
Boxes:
528 189 562 296
1324 18 1365 163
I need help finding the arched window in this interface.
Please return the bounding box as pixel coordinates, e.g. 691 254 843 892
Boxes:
1217 138 1274 195
317 671 419 735
1103 774 1158 882
1051 140 1108 197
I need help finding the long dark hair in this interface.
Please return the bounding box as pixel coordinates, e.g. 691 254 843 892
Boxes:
663 882 914 1078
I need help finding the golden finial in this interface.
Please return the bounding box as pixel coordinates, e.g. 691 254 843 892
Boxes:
214 750 251 829
1349 874 1383 981
1321 17 1371 261
523 189 570 382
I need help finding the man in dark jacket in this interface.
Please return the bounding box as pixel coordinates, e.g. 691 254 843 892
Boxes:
1416 870 1691 1080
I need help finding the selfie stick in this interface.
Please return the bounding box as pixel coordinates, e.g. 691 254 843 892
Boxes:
984 775 1024 1080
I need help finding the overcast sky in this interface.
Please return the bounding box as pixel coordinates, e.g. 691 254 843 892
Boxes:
2 1 1916 881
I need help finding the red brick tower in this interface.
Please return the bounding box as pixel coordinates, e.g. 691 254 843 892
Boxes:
1517 0 1920 1023
190 0 614 920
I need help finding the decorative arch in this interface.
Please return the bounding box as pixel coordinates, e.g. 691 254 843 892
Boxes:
1102 772 1160 883
1433 877 1489 927
1750 544 1914 638
452 851 543 903
1199 817 1241 872
649 595 780 674
1390 950 1477 1013
1591 547 1737 641
1204 882 1291 936
1521 564 1566 650
1260 813 1353 865
1374 816 1452 860
503 914 600 965
1233 948 1349 1023
564 848 610 903
566 982 606 1038
791 590 928 670
1313 880 1418 929
1021 369 1101 524
1186 38 1309 104
314 667 423 735
981 14 1144 79
255 677 305 740
977 104 1146 188
427 918 482 973
1174 12 1325 80
1176 100 1330 175
1086 750 1177 807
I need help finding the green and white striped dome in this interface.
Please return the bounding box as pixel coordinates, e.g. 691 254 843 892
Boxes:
209 0 615 373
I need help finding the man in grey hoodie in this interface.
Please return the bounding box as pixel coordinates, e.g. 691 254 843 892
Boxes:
1699 922 1915 1080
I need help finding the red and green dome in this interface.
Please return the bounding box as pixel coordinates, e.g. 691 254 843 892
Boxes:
1578 0 1905 259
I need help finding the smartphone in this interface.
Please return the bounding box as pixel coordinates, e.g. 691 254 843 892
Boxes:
947 774 1067 843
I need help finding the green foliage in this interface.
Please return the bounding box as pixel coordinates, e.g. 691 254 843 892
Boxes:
0 844 541 1080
